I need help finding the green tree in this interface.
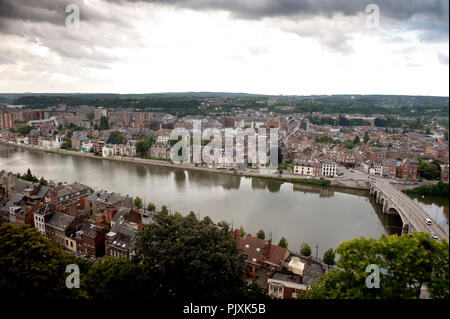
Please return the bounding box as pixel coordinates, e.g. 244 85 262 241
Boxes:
39 176 48 186
344 140 355 149
278 237 288 248
60 141 72 150
303 233 449 299
300 242 312 257
0 224 83 299
363 131 370 143
160 205 169 214
136 136 156 157
239 225 246 238
99 115 109 130
353 135 360 144
134 211 248 299
173 211 183 218
107 130 124 145
17 125 32 135
134 196 143 209
83 257 145 300
406 181 449 197
256 230 265 240
323 248 336 265
23 168 33 182
135 140 148 156
419 161 441 180
146 202 156 211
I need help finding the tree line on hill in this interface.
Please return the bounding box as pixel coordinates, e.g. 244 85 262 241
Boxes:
10 94 449 117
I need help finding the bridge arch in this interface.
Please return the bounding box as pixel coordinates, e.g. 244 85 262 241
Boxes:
387 206 399 215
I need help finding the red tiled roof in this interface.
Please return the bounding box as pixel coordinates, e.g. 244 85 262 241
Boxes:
235 234 287 268
267 244 288 267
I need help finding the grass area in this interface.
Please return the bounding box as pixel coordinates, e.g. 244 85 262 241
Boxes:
138 156 171 162
254 175 331 186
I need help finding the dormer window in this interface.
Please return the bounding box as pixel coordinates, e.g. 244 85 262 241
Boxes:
256 248 260 252
245 244 249 248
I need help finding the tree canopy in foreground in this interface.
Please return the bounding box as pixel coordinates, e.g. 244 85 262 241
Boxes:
302 233 449 299
134 211 249 300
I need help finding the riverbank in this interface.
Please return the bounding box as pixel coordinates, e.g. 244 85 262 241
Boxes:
0 140 369 190
406 181 449 197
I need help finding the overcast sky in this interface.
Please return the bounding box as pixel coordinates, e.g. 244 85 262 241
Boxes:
0 0 448 96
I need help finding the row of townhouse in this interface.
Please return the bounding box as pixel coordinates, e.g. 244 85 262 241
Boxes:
362 157 420 179
13 134 64 150
102 141 137 157
293 160 338 177
0 171 143 260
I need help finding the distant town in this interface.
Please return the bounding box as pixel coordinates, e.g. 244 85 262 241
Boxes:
0 94 448 184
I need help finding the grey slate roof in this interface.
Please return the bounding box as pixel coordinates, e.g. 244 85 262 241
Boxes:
46 211 75 231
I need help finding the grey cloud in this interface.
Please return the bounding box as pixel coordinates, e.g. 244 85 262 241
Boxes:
120 0 449 22
0 0 447 63
438 52 449 66
0 0 143 68
116 0 448 53
0 0 129 29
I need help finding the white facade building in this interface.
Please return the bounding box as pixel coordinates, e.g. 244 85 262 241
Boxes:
322 161 337 177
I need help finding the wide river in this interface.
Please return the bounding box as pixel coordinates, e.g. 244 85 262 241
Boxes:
0 143 411 256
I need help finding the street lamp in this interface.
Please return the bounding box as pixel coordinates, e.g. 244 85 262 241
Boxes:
315 243 319 260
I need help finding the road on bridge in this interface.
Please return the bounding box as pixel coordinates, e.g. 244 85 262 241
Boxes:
373 179 448 241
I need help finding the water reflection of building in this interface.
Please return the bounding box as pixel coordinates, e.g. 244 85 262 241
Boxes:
266 181 281 193
220 175 241 190
251 178 267 190
250 178 282 192
292 184 334 198
173 169 187 188
186 169 241 190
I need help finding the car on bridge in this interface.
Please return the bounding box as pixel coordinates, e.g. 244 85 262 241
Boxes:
424 218 432 226
430 232 438 240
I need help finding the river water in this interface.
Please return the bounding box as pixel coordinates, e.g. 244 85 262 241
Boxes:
409 194 449 235
0 143 408 256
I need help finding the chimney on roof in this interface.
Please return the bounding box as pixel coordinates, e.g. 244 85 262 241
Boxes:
7 172 15 197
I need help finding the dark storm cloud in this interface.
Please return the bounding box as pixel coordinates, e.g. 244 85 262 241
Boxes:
0 0 447 65
0 0 140 66
119 0 449 22
0 0 121 28
116 0 449 48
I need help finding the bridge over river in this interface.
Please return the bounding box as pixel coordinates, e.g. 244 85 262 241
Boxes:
369 179 448 240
